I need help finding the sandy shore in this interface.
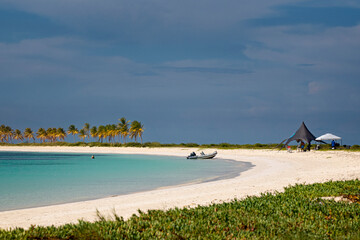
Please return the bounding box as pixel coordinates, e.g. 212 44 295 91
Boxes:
0 146 359 230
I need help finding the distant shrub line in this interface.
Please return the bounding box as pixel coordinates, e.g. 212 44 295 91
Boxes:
0 142 359 150
1 180 359 239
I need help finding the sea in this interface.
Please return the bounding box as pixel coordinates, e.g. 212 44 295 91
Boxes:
0 151 252 211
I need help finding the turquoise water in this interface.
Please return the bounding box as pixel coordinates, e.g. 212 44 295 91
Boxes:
0 151 251 211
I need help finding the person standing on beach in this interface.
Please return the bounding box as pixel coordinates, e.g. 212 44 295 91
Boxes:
299 141 305 151
331 140 336 149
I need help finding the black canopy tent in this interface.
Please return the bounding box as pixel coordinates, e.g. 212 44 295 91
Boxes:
278 122 324 150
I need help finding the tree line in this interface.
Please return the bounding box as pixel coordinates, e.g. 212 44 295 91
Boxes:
0 118 144 144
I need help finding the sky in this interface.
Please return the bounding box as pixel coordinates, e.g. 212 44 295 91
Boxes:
0 0 359 144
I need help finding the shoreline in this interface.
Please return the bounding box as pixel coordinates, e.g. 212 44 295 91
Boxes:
0 146 359 229
0 152 252 213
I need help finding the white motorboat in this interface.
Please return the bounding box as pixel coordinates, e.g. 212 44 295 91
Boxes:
187 151 217 159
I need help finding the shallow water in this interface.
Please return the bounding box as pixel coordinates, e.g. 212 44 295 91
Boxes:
0 151 251 211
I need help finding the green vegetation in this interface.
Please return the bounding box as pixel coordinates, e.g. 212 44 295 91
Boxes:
129 120 145 144
1 122 358 150
0 118 144 145
1 141 359 151
1 180 359 239
316 144 360 151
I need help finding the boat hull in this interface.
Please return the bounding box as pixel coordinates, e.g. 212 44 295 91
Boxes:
187 151 217 159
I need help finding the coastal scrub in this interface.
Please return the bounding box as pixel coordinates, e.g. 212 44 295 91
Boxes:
1 180 359 239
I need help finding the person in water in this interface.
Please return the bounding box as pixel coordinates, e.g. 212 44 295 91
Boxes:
91 155 95 159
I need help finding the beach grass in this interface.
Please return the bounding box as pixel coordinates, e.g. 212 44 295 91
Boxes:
1 180 359 239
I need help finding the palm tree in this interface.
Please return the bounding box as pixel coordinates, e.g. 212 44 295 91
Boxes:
51 128 59 142
36 128 47 143
115 125 121 143
67 125 79 143
24 128 35 143
83 123 90 142
106 124 117 143
130 121 144 144
0 118 145 145
3 126 13 143
57 128 67 142
103 125 112 143
0 125 5 142
112 124 118 143
90 126 98 142
97 125 106 143
78 129 87 142
118 117 130 144
46 128 57 142
137 121 145 144
13 129 24 143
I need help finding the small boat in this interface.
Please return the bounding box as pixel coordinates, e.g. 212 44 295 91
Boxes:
187 151 217 159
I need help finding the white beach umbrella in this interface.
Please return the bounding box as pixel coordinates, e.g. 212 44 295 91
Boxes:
315 133 342 141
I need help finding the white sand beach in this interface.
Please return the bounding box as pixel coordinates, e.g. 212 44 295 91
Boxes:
0 146 359 230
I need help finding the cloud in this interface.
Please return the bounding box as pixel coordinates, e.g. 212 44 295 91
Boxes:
157 66 251 74
244 24 360 74
249 6 360 28
240 22 360 115
297 64 315 67
308 81 322 94
0 0 359 143
0 0 304 43
0 8 69 42
297 0 360 8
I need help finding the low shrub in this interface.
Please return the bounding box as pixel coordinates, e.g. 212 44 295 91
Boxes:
143 142 162 148
179 143 199 147
124 142 143 147
351 145 360 150
1 142 359 151
1 180 359 239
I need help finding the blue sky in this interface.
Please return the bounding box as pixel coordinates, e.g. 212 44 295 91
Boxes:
0 0 359 144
